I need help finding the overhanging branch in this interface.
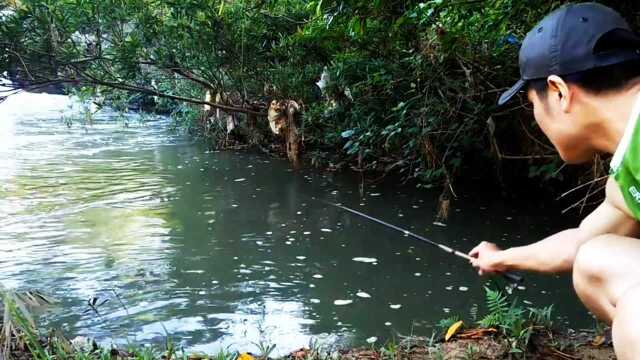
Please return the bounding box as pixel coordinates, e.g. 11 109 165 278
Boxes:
82 77 264 115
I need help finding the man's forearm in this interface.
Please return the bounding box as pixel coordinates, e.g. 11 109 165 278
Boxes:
496 228 589 273
470 186 640 275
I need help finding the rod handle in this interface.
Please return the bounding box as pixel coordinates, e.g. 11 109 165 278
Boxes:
502 272 524 284
457 250 523 284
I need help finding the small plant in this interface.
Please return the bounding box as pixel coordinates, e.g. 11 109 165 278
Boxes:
478 286 528 338
164 333 177 360
305 338 325 360
477 287 509 329
252 340 276 360
528 305 554 328
426 331 438 348
462 344 480 360
429 345 446 360
476 286 556 355
137 345 160 360
592 318 608 337
0 289 56 360
379 338 398 360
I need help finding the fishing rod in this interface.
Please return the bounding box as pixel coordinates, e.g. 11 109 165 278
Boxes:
325 201 523 284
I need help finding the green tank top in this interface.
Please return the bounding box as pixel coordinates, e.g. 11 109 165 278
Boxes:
610 96 640 220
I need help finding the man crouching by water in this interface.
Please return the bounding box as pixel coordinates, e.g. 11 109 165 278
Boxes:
469 3 640 359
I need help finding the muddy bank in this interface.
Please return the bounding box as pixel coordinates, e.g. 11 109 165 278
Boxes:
339 331 614 360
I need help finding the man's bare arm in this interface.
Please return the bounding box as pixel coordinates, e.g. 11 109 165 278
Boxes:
469 178 640 274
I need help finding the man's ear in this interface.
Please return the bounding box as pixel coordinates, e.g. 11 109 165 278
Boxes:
547 75 572 112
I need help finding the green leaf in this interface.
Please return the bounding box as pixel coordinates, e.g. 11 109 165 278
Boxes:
315 0 323 17
341 129 355 138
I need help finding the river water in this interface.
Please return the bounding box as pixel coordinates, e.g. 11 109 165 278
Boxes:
0 90 592 354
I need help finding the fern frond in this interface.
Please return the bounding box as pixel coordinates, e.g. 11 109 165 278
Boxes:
484 287 509 316
478 313 501 329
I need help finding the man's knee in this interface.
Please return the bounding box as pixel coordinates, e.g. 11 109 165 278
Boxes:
572 235 618 322
573 235 612 289
612 285 640 360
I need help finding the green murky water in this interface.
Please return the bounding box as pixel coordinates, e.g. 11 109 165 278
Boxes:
0 91 591 354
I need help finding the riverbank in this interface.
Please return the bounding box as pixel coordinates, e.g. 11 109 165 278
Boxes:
0 320 616 360
0 288 615 360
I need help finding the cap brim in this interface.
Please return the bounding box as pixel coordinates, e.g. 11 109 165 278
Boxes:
498 79 527 106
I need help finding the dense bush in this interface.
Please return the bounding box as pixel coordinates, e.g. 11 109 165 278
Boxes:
2 0 639 193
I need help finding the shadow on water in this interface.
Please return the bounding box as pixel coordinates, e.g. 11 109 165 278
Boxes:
0 93 592 355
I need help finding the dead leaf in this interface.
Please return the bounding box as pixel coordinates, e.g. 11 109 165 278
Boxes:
591 335 605 347
445 320 464 341
456 328 498 339
289 348 309 360
238 353 255 360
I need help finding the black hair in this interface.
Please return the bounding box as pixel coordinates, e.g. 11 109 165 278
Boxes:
528 59 640 99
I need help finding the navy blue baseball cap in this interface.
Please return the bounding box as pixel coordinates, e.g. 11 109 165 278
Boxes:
499 2 640 106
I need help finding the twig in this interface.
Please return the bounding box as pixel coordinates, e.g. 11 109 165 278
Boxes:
69 65 265 115
557 175 608 200
561 184 606 214
5 49 35 81
499 154 557 160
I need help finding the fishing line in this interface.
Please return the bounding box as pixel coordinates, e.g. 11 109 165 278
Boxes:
321 199 523 284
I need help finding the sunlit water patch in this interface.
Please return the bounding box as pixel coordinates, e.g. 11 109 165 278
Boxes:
0 87 590 355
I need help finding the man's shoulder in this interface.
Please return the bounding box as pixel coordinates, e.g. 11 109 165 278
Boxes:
606 176 637 220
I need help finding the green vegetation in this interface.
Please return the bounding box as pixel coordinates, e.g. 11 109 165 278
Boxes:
2 0 639 195
1 2 627 358
433 287 554 355
476 287 553 354
0 286 611 360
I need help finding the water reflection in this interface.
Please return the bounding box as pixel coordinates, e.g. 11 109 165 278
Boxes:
0 89 589 356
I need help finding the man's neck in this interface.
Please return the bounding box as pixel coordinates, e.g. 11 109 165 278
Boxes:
585 85 640 154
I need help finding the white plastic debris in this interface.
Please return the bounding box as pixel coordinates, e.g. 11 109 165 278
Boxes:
333 299 353 306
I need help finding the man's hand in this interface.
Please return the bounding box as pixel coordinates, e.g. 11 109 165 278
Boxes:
468 241 507 275
467 180 639 276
